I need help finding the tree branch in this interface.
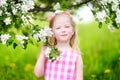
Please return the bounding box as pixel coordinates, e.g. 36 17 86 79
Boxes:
69 0 93 8
29 5 53 12
30 0 93 12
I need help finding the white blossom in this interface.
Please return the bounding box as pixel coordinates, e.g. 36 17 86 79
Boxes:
21 15 28 23
16 35 28 48
15 3 21 9
25 0 35 10
100 0 108 5
96 10 107 23
5 12 11 16
55 10 64 14
12 7 17 15
45 47 52 58
112 0 119 4
49 57 56 62
56 55 63 61
33 33 40 40
40 36 46 42
0 10 2 16
112 3 119 11
39 27 53 37
26 15 33 23
20 41 25 48
39 29 47 37
0 0 7 7
107 24 115 32
53 2 60 10
115 9 120 24
4 17 12 25
108 0 114 3
21 0 34 13
44 27 53 37
116 9 120 16
33 27 53 42
16 35 28 41
101 0 118 4
115 17 120 24
21 15 26 22
0 34 11 44
87 3 94 10
21 5 28 13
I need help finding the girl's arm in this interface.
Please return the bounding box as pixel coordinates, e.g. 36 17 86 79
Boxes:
34 45 46 77
76 53 83 80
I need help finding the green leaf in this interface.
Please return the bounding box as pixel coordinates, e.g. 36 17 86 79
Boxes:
6 38 14 46
49 52 55 59
98 22 102 28
13 43 18 49
44 38 48 46
29 36 34 44
23 40 28 49
112 21 119 29
105 17 110 24
15 18 22 29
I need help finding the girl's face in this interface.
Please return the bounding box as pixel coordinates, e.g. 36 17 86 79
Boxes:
52 14 74 43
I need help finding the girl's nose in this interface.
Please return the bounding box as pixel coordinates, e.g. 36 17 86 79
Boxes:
61 27 66 33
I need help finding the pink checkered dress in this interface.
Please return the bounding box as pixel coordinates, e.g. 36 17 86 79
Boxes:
44 50 79 80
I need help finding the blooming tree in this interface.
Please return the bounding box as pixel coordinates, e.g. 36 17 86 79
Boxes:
32 0 120 30
0 0 120 61
0 0 35 48
88 0 120 31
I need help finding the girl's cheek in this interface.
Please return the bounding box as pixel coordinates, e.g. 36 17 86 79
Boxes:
53 31 59 37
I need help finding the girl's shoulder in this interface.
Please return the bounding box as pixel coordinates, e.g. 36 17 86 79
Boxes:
71 49 81 55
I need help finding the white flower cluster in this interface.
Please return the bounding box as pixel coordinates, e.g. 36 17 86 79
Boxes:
0 27 53 48
101 0 119 5
45 47 63 62
33 27 53 42
107 24 115 32
4 17 12 25
21 15 33 23
16 35 28 48
53 2 60 10
0 0 34 26
45 47 52 58
115 9 120 24
90 0 120 32
0 0 7 7
0 34 11 44
96 10 107 23
21 0 35 13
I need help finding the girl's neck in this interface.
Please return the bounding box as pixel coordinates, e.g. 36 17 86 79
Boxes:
55 41 72 51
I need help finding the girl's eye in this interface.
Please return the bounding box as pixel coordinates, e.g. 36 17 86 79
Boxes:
65 26 70 28
56 27 60 29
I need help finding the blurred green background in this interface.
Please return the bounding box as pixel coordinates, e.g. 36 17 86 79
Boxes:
0 21 120 80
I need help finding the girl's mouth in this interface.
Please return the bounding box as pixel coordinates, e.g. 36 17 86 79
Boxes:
61 34 67 36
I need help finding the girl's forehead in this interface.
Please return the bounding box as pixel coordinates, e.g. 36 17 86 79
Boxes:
53 15 71 26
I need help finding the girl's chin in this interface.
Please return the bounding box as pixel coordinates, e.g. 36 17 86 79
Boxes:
57 39 69 42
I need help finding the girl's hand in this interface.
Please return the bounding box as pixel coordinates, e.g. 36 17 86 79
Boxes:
41 45 47 51
40 45 47 56
34 45 46 77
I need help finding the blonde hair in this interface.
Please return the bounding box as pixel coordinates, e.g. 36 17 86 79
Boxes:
48 12 79 51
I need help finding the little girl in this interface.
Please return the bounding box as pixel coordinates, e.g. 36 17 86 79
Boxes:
34 11 83 80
